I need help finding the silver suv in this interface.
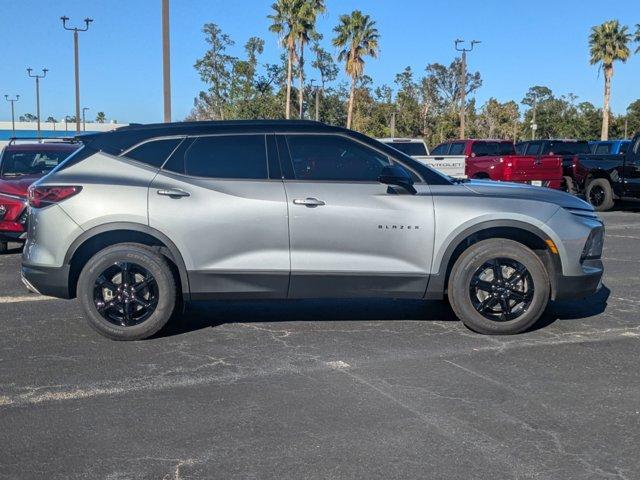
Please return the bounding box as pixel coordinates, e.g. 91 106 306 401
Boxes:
21 121 604 340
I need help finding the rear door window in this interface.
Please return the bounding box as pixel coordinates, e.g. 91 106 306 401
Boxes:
448 142 465 155
183 135 268 179
594 143 611 155
471 142 489 157
123 138 183 167
498 143 515 155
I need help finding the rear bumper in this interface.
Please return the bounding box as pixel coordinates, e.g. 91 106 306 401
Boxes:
0 230 27 243
21 263 72 299
552 259 603 301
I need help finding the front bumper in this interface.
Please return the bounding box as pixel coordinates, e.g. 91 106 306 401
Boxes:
21 263 72 299
552 259 603 300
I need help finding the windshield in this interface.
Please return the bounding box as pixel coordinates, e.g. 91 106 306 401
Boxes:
385 142 427 156
0 149 77 176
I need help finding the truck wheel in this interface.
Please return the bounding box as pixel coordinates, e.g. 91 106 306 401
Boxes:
447 239 550 335
77 243 177 341
586 178 614 211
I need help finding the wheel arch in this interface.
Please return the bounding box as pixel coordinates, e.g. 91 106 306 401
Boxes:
425 220 562 300
65 222 190 300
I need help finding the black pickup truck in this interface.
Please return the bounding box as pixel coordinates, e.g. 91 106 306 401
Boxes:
573 133 640 211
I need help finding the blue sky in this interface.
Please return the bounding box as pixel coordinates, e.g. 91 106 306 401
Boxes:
1 0 638 124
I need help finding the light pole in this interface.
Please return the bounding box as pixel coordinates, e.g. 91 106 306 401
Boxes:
4 95 20 137
61 15 93 134
531 97 537 140
162 0 172 122
27 68 48 137
82 107 89 131
455 39 480 139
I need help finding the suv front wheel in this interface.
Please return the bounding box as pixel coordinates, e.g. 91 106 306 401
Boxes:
77 243 177 340
447 239 550 334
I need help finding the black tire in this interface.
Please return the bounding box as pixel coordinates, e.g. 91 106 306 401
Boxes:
447 239 550 335
77 243 177 340
0 242 7 254
585 178 614 211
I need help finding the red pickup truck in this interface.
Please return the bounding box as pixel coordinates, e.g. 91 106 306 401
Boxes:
0 141 79 252
431 139 563 189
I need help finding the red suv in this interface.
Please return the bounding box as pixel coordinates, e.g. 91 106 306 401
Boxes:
431 139 563 188
0 141 79 252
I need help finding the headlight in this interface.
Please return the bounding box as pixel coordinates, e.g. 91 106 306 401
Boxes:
0 204 6 220
581 227 604 261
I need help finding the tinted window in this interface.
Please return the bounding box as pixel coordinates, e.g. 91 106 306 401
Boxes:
619 142 629 154
0 148 77 176
431 144 448 155
385 141 427 156
287 135 391 181
515 143 526 155
471 142 489 156
184 135 268 179
124 138 182 167
525 143 541 155
449 142 465 155
498 142 516 155
594 143 611 155
543 141 591 155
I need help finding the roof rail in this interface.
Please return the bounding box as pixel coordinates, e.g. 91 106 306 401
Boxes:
7 136 79 145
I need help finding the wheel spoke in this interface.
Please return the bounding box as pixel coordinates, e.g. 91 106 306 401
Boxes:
490 260 504 281
506 265 527 286
477 295 498 312
122 301 133 325
95 275 118 292
472 278 494 292
499 297 512 315
509 290 529 303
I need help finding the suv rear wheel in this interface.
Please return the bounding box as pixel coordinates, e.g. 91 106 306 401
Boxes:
77 243 177 340
447 239 550 334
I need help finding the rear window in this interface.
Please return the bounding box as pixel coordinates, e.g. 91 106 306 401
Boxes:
183 135 268 179
0 148 77 177
431 144 448 155
543 141 591 155
384 141 427 156
123 138 183 167
525 143 542 155
449 142 465 155
594 143 611 155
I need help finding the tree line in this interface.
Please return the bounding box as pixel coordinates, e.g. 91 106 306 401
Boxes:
187 3 640 145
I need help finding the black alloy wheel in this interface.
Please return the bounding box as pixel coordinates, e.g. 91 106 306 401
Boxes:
93 261 159 327
588 184 606 208
469 258 534 322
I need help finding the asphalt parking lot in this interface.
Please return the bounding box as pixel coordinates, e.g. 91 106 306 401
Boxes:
1 208 639 480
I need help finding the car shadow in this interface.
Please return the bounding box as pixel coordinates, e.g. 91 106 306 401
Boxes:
157 285 611 338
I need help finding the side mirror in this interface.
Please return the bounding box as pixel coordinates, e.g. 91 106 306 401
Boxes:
378 164 416 195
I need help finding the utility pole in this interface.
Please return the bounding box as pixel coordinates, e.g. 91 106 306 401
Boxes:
390 111 396 138
309 79 320 121
4 95 20 137
27 68 48 137
61 16 93 134
82 107 89 131
455 39 480 139
531 97 537 140
162 0 172 122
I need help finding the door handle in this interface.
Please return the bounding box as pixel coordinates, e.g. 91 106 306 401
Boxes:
157 188 190 198
293 197 325 207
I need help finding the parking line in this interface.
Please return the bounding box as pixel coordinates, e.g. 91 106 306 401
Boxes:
0 295 54 304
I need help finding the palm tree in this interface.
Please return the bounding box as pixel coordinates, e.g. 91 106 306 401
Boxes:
295 0 325 119
589 20 631 140
269 0 302 119
635 24 640 53
332 10 379 129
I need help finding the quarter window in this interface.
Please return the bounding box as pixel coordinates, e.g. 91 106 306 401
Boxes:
124 138 183 167
431 144 448 155
525 143 541 156
286 135 391 182
184 135 268 179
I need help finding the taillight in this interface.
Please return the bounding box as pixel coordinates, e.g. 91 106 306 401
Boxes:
28 185 82 208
